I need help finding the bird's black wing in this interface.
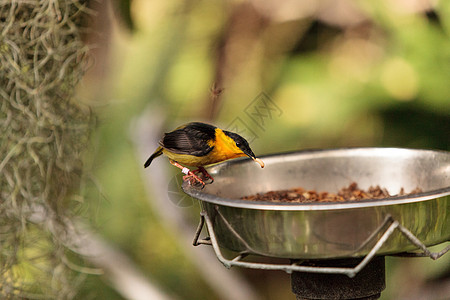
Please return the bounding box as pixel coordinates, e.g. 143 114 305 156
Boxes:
160 122 216 156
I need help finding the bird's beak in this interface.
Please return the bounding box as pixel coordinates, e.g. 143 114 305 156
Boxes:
252 157 265 168
242 148 264 168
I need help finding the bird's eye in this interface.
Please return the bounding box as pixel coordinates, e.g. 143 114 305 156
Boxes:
236 142 241 147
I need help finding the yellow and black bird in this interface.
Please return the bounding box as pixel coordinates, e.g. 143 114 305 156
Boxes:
144 122 264 186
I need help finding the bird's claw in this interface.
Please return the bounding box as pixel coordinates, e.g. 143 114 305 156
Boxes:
202 177 214 184
183 174 206 188
193 167 214 184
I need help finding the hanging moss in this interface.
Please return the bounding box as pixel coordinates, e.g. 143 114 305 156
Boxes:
0 1 93 299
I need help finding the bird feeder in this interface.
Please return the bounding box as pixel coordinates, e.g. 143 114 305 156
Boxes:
183 148 450 299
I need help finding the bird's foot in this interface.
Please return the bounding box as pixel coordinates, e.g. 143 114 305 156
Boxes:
183 173 206 188
193 167 214 184
169 160 208 187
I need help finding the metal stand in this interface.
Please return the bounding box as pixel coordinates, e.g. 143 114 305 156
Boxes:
193 210 449 278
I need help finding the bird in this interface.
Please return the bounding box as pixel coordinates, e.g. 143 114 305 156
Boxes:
144 122 264 186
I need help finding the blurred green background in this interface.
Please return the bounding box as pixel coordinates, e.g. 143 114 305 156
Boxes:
77 0 450 299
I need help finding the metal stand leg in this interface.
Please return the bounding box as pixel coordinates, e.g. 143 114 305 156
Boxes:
193 211 450 278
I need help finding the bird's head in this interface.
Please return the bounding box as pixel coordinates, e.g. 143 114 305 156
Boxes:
223 131 265 168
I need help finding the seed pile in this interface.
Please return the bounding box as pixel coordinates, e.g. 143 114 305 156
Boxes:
241 182 422 203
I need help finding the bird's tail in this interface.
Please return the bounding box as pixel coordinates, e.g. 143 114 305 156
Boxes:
144 147 163 168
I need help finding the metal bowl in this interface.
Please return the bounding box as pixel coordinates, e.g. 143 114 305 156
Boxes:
183 148 450 259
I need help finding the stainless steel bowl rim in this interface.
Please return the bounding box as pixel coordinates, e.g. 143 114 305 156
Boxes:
182 147 450 211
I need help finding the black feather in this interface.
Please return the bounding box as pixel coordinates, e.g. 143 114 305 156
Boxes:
160 122 216 156
223 131 255 158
